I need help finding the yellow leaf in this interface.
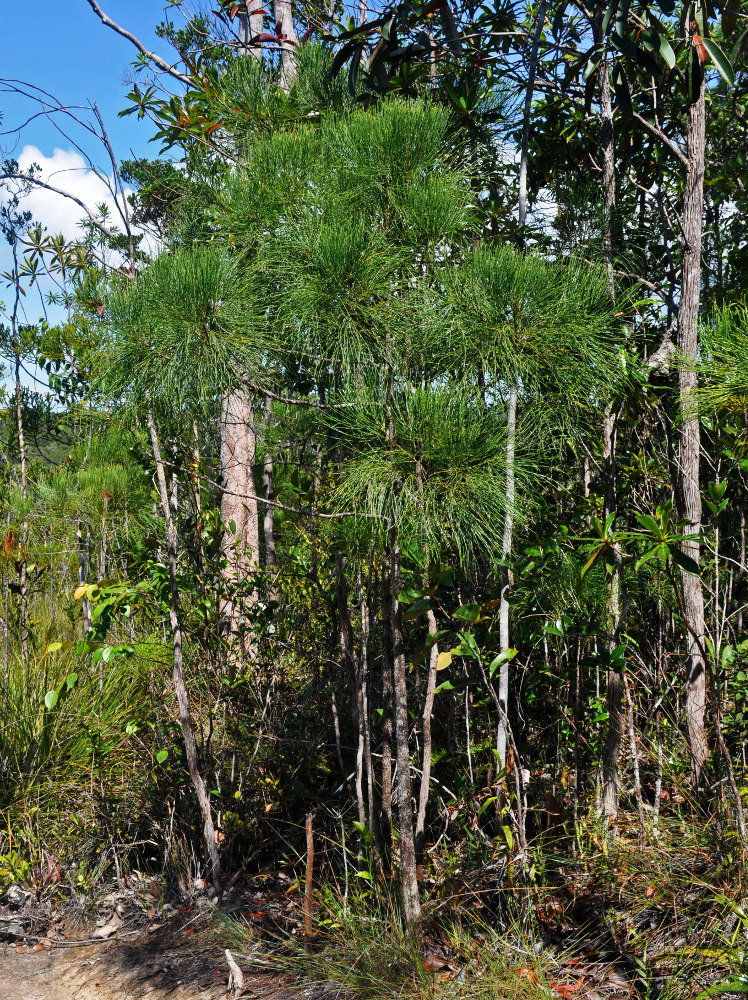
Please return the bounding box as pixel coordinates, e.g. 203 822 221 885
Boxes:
74 585 87 601
437 651 453 671
46 642 63 653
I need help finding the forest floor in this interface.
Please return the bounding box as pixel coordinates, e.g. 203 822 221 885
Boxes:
1 831 746 1000
0 880 309 1000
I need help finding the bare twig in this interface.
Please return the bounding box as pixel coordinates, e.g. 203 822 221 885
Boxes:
84 0 192 85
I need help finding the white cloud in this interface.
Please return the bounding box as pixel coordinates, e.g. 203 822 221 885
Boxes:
4 144 130 240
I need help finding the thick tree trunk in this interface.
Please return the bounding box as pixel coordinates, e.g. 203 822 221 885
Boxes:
273 0 298 89
677 76 708 784
148 413 221 891
220 390 260 661
237 10 264 59
390 530 421 932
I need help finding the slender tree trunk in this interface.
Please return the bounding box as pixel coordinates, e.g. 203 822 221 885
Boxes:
390 527 421 932
380 571 394 860
220 390 260 663
262 399 279 605
147 413 221 890
77 521 91 634
415 608 440 859
496 386 517 772
677 70 708 784
601 408 624 828
624 673 646 844
14 355 28 659
360 584 380 853
517 0 548 236
593 7 616 292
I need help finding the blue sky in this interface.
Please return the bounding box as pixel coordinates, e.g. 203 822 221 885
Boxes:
1 2 184 381
1 1 173 161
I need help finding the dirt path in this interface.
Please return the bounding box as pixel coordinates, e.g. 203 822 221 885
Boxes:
0 940 232 1000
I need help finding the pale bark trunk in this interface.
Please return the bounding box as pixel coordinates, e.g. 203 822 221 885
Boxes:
220 390 260 661
677 77 708 784
380 572 394 859
601 406 624 828
273 0 298 89
262 401 278 605
237 10 264 59
624 672 646 844
496 386 517 772
148 413 221 890
415 608 439 857
595 33 623 817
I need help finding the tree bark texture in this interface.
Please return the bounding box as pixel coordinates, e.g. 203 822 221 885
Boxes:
273 0 298 89
237 10 264 59
390 530 422 931
220 390 260 659
677 77 708 784
415 608 440 858
496 386 517 773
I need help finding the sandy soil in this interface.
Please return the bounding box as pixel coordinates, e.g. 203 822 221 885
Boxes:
0 939 234 1000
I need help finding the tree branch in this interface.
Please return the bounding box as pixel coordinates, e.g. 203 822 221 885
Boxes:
632 112 688 169
0 171 116 241
83 0 192 86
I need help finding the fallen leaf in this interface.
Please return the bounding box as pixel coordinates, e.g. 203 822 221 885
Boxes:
645 884 656 898
92 923 119 940
422 953 455 972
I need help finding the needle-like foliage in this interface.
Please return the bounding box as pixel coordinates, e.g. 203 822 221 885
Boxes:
693 303 748 415
102 245 264 416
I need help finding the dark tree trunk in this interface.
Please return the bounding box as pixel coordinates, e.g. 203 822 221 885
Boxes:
390 529 421 932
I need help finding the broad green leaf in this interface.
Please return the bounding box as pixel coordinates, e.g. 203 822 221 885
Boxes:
636 513 662 536
156 749 169 764
46 642 63 653
702 37 735 86
489 648 517 677
612 63 633 116
453 603 481 622
583 49 603 83
671 546 701 576
44 690 58 711
403 597 437 620
65 672 78 690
